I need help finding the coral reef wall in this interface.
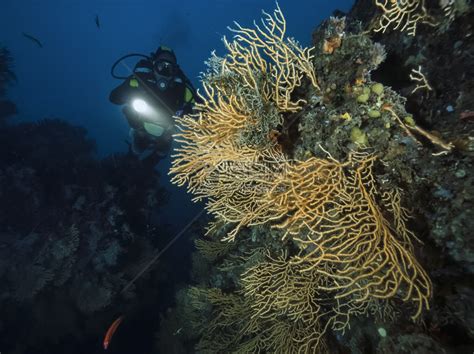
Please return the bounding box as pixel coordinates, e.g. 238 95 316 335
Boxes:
158 1 473 353
0 48 174 353
346 0 474 351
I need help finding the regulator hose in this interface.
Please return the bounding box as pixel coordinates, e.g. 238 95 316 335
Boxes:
111 53 150 79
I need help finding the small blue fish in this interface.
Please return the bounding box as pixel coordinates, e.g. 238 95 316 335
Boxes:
22 32 43 48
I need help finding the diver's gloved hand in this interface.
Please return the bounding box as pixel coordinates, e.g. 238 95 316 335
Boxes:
129 128 156 155
175 103 195 118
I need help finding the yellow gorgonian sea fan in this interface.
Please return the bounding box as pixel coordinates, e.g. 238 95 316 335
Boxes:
170 2 431 331
170 3 320 240
373 0 436 36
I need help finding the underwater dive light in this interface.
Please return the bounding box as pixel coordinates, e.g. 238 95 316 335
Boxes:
132 99 149 113
131 97 169 135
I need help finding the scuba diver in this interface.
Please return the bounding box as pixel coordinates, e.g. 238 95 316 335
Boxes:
110 46 197 165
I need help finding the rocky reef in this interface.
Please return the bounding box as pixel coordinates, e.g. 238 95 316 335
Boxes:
0 46 178 353
156 1 474 353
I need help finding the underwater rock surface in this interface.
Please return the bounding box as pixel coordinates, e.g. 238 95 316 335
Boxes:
157 1 474 353
0 48 176 351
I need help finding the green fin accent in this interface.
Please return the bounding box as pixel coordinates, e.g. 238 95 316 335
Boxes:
143 122 165 137
160 46 172 52
184 87 194 103
129 78 139 88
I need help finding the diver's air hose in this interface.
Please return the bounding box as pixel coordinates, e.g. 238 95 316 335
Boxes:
110 53 150 79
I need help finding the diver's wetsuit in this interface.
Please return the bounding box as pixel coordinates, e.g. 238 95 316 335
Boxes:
110 57 196 164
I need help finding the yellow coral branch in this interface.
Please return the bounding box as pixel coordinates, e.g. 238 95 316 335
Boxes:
374 0 436 36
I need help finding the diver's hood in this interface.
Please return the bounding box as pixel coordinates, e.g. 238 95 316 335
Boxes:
153 47 177 65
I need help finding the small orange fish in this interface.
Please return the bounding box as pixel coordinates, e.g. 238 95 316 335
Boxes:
103 315 124 350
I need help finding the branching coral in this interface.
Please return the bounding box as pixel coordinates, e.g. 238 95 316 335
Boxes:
288 154 432 320
241 250 397 351
373 0 436 36
195 238 235 262
170 4 432 352
224 7 319 111
189 284 330 353
409 65 433 94
170 4 321 241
